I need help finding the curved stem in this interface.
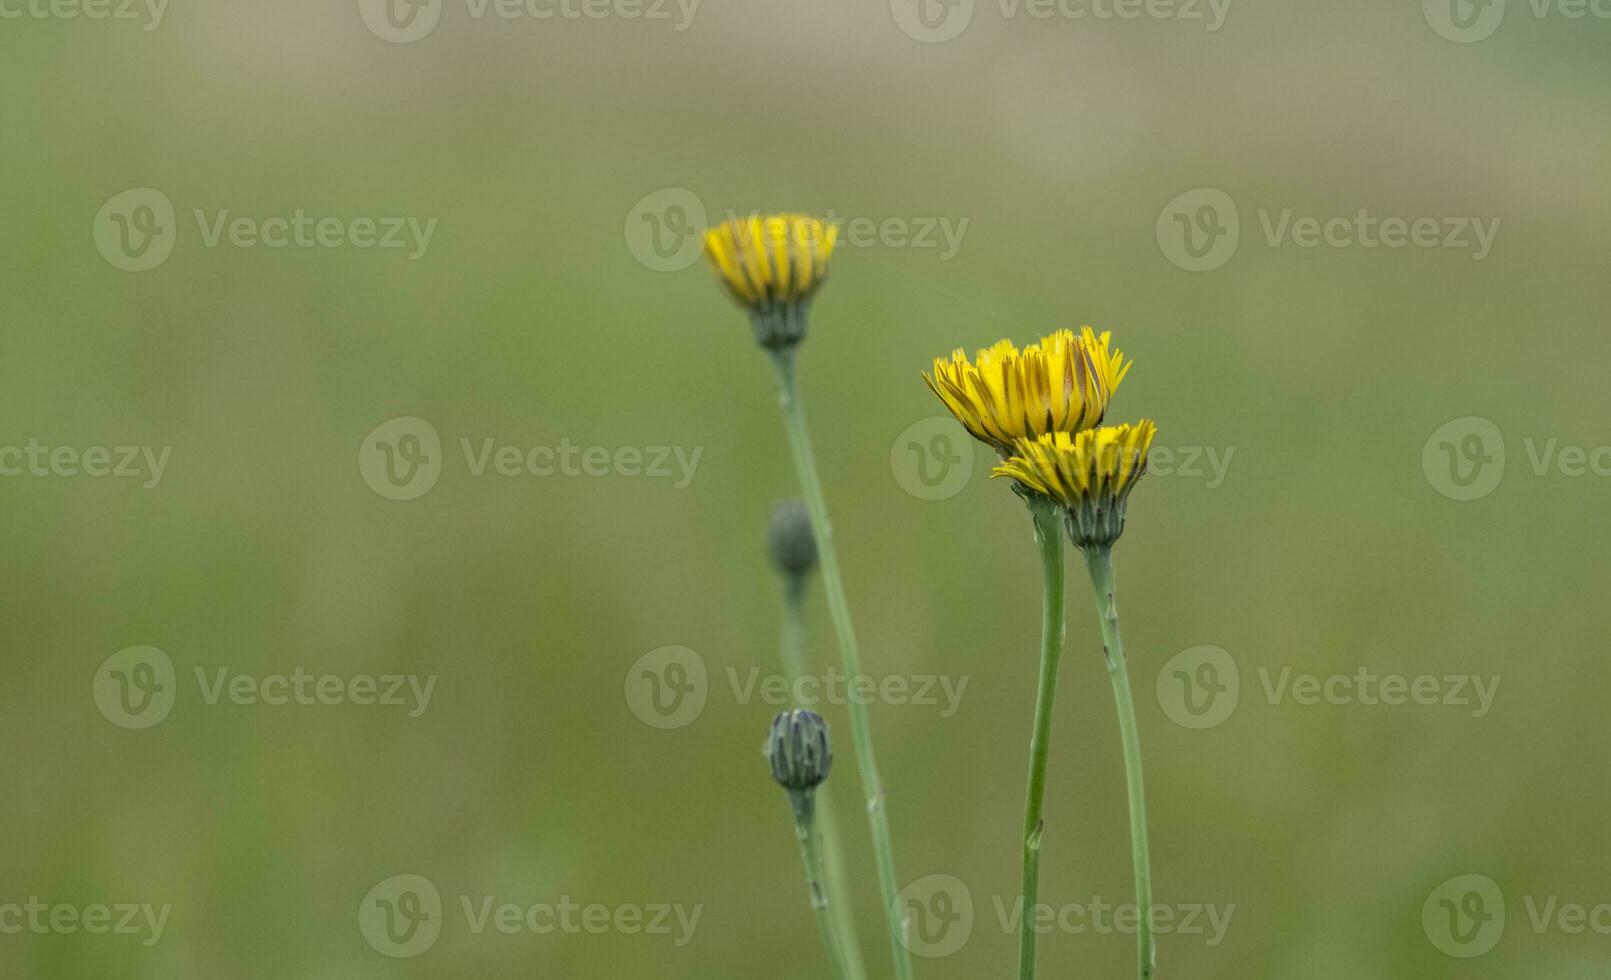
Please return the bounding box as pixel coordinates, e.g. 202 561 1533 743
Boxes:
791 795 851 980
769 349 913 980
783 587 869 980
1017 497 1067 980
1083 546 1155 980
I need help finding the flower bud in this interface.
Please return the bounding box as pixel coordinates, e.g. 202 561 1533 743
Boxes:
765 709 832 793
767 499 818 580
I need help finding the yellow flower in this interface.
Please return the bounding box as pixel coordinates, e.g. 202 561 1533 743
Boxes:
922 328 1130 456
704 214 838 348
992 421 1158 547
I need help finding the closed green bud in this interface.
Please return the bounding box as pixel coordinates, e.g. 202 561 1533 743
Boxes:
767 499 818 580
766 709 832 793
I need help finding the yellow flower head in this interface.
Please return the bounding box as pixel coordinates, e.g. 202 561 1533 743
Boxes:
992 421 1158 548
703 214 838 349
922 328 1130 456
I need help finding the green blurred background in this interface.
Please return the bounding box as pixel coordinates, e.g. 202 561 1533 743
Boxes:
3 0 1610 976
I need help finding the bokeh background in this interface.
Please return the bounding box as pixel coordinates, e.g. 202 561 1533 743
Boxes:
3 0 1610 976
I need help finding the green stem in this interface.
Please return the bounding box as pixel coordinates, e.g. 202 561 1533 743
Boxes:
1017 497 1066 980
783 587 869 980
769 349 913 980
1083 546 1155 980
791 795 851 980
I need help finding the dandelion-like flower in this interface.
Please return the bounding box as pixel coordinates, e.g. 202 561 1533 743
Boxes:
923 323 1160 980
993 421 1158 549
922 328 1130 457
704 214 838 350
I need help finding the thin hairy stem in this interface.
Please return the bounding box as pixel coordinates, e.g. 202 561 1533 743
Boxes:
782 587 869 980
1017 496 1067 980
1084 546 1155 980
790 795 852 980
769 349 913 980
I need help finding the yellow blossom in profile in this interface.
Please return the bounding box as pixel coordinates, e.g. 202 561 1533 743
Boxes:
922 328 1130 456
992 420 1158 547
703 214 838 348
